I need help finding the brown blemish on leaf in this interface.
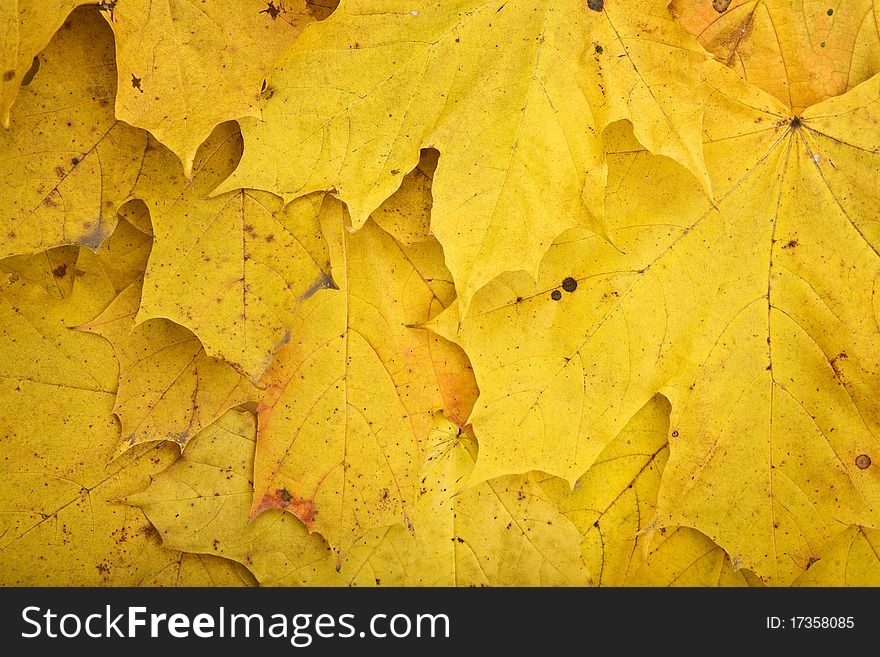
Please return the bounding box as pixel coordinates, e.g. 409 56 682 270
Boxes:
98 1 118 21
21 58 40 86
782 239 798 249
551 290 562 301
2 70 14 82
52 264 67 279
261 1 285 20
131 74 143 93
856 454 872 470
713 0 732 11
587 0 604 11
830 352 847 380
253 487 317 528
562 277 577 293
300 271 338 301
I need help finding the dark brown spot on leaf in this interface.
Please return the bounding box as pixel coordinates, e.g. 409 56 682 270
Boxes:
52 264 67 279
587 0 604 11
98 1 118 20
856 454 871 470
671 430 679 438
713 0 732 12
261 1 284 19
2 70 14 82
551 290 562 301
131 74 143 93
782 239 798 249
790 116 802 129
21 58 40 86
830 351 847 380
562 277 577 293
595 44 603 54
279 488 292 502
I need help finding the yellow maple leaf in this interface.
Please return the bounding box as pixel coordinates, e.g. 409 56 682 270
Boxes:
0 248 247 585
671 0 880 113
541 395 760 585
133 123 335 382
218 0 711 313
92 217 153 294
793 526 880 586
82 279 254 451
127 410 338 586
0 1 91 126
0 245 78 300
436 67 880 584
131 408 590 586
370 149 438 246
253 212 477 553
103 0 313 176
0 8 148 259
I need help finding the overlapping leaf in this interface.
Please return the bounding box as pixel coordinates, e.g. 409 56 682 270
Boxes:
132 409 590 586
128 410 338 586
793 526 880 586
671 0 880 112
102 0 313 176
541 394 758 586
253 211 478 553
133 123 334 382
0 248 248 585
82 279 254 451
0 1 91 126
0 8 147 259
435 68 880 584
219 0 711 312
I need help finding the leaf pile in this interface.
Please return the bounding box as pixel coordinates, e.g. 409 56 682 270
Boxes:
1 0 879 586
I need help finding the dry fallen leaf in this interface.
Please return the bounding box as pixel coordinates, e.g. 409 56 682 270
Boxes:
103 0 313 176
3 0 879 589
0 248 248 585
82 279 254 451
218 0 711 313
793 526 880 586
540 395 759 586
0 0 91 127
671 0 880 112
434 67 880 584
253 210 477 553
0 8 147 259
127 410 338 586
132 409 590 586
134 123 335 382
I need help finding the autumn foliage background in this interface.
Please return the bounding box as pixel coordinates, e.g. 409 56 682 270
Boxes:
1 0 879 587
